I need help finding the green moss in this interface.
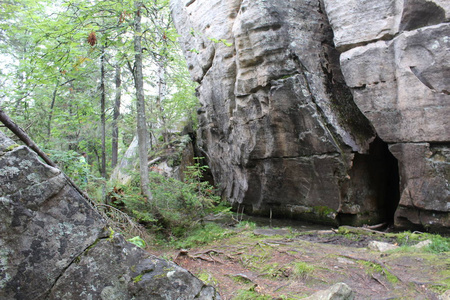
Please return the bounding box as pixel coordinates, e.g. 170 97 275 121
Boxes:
197 271 219 286
358 260 399 284
133 274 143 283
313 206 335 216
84 238 101 255
291 261 315 278
4 144 19 152
234 289 272 300
107 227 115 241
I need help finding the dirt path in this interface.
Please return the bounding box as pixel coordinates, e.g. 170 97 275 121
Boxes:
149 226 449 299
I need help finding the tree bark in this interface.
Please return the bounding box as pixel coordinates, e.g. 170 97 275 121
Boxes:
111 64 121 169
100 46 107 179
47 79 59 141
157 59 169 145
134 1 152 201
0 107 57 168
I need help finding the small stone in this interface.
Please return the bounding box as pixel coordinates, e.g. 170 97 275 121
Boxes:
303 282 354 300
440 289 450 300
368 241 398 252
413 240 432 249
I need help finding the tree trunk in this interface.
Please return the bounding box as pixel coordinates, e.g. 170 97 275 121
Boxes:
134 1 152 201
157 59 169 145
47 79 59 141
0 107 57 168
111 64 121 169
100 46 107 179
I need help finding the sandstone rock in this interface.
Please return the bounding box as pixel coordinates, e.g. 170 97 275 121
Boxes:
172 0 449 231
340 24 450 143
303 282 354 300
326 0 450 232
413 239 432 249
389 143 450 231
368 241 398 252
324 0 450 51
0 130 219 299
171 0 404 226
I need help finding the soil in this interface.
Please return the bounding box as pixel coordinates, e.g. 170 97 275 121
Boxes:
148 223 449 300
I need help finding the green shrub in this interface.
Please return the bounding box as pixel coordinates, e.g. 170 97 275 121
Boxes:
108 160 222 240
170 223 231 249
427 235 450 253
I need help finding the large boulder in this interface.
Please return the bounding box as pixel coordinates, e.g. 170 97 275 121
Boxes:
0 131 219 299
324 0 450 231
171 0 402 226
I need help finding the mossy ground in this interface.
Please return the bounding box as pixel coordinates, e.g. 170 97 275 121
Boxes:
147 220 449 300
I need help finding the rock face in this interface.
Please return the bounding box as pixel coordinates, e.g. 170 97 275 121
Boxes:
0 131 219 299
172 0 402 226
324 0 450 231
171 0 449 231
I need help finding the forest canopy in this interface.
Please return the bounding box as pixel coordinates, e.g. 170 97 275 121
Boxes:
0 0 198 182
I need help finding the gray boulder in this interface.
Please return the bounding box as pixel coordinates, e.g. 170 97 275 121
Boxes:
0 130 219 299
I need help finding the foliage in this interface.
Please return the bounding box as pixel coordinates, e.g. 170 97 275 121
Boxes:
426 235 450 254
108 159 221 241
45 148 91 189
235 221 257 230
0 0 199 182
388 231 449 254
169 223 231 249
127 236 147 249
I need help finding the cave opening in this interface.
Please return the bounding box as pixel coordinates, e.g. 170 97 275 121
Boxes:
338 137 400 226
377 138 401 224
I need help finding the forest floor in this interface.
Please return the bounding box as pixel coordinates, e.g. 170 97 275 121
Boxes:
148 218 450 300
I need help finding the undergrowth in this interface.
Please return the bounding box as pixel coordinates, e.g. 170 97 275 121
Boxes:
106 159 225 244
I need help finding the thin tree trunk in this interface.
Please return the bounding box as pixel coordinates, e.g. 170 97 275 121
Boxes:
47 79 59 141
157 60 169 145
134 1 152 201
112 64 121 169
0 107 57 168
100 46 107 179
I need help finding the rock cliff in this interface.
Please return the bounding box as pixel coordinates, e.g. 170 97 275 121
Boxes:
324 0 449 231
0 131 219 299
171 0 449 231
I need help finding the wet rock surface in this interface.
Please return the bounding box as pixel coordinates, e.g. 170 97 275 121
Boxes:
0 130 219 300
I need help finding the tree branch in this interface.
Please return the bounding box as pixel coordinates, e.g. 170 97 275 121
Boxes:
0 107 57 168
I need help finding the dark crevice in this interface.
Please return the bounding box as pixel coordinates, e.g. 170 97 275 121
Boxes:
337 137 400 226
198 47 216 84
185 0 196 7
44 233 110 299
248 152 341 162
336 33 395 53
